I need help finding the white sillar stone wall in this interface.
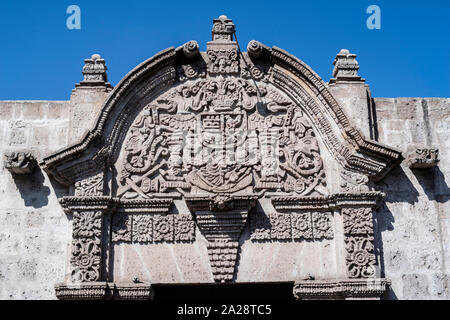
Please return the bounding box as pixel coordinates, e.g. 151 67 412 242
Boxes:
0 101 71 299
0 97 448 300
373 97 450 299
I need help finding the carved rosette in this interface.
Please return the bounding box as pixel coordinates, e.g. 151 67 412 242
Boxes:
342 207 377 278
250 211 334 242
111 213 195 244
71 211 103 283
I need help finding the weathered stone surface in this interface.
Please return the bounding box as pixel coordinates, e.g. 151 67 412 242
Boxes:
0 16 448 300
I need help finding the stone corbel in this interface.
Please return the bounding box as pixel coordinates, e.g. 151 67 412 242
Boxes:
4 151 36 174
406 146 439 169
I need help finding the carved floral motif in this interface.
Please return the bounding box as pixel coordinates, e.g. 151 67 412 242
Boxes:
73 211 102 238
270 213 292 240
250 211 334 242
345 236 376 278
70 210 103 283
342 208 373 235
153 215 174 242
312 212 334 240
342 207 377 279
132 215 153 243
175 214 196 242
71 238 101 282
291 213 313 240
111 213 195 244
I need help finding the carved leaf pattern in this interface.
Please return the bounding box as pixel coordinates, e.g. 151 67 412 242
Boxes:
345 236 376 278
343 208 373 235
73 211 102 238
71 238 101 282
74 173 103 197
342 207 377 279
111 213 132 242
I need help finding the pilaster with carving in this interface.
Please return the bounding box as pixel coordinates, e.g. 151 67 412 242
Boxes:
70 209 104 283
342 206 377 279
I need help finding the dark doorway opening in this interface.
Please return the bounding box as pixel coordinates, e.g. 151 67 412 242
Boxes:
152 282 296 302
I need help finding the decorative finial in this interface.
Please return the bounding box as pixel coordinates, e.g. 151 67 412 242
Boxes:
211 15 235 42
75 53 113 89
329 49 364 84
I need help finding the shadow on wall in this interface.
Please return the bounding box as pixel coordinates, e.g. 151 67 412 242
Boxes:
11 167 50 208
11 166 69 209
374 163 449 300
374 165 419 300
413 166 450 203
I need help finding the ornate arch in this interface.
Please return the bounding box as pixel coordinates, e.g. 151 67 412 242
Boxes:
43 16 401 300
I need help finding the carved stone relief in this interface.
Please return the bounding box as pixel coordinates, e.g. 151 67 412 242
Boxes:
342 208 377 278
44 15 402 299
71 211 103 283
406 146 439 169
4 151 36 174
111 213 195 244
250 211 334 242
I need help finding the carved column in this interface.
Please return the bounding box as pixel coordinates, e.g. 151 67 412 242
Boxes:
59 197 110 285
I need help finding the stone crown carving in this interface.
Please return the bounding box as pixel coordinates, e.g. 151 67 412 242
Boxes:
76 54 113 89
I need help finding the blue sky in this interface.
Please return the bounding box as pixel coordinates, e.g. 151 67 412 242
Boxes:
0 0 448 100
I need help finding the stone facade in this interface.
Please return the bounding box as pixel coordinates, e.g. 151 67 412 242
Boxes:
0 16 449 300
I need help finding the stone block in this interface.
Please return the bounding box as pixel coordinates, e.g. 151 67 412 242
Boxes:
384 249 410 274
428 273 449 298
8 121 29 146
0 102 16 120
394 98 422 120
16 258 38 281
30 126 49 147
22 102 47 120
49 125 69 150
408 248 442 271
402 274 429 299
45 102 69 120
23 211 45 229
